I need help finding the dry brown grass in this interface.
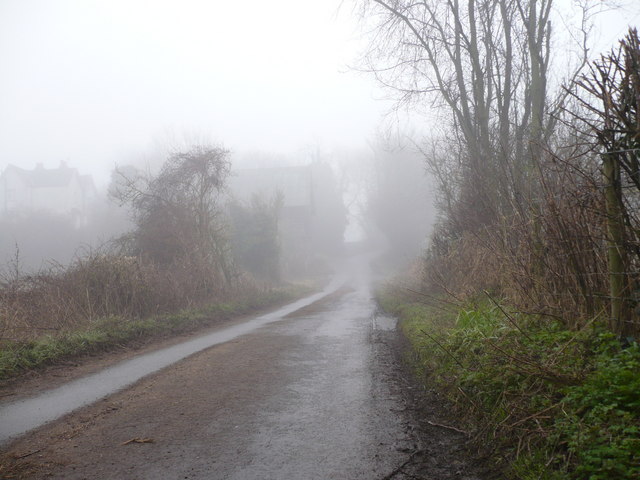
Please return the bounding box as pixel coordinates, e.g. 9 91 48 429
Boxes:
0 250 261 343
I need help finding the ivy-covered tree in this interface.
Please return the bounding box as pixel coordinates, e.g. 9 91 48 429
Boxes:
228 193 283 282
111 144 234 287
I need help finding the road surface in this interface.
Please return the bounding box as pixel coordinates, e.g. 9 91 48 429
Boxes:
0 256 483 479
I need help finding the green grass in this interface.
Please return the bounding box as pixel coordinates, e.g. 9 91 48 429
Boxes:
377 286 640 479
0 285 310 381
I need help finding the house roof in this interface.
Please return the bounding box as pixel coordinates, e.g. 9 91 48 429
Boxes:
3 164 76 188
2 163 88 189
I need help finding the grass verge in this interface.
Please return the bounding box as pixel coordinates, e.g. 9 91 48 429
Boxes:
377 286 640 479
0 285 310 382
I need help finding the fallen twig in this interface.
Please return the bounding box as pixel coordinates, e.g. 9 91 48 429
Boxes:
121 437 154 446
380 449 424 480
13 449 41 459
506 402 562 429
426 420 470 436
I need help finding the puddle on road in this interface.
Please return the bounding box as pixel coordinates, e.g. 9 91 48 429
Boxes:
0 275 346 446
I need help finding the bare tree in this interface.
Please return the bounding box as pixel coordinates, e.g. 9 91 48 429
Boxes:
112 144 234 286
357 0 592 231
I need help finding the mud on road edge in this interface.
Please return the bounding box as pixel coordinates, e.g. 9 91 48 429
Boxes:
372 311 500 480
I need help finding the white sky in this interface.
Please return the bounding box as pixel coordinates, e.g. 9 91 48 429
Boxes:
0 0 392 187
1 0 639 189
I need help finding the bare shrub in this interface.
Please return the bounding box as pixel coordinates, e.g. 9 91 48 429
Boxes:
0 251 148 341
0 145 259 343
112 145 233 285
0 248 246 343
423 146 616 329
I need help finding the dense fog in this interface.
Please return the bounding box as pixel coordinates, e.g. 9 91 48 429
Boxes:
0 141 436 280
0 0 635 278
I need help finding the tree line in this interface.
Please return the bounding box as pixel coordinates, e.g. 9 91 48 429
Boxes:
0 145 347 341
359 0 640 337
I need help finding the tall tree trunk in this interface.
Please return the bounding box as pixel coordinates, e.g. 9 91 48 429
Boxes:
602 152 629 335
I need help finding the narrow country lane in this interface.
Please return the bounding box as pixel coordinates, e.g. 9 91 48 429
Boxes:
1 256 483 479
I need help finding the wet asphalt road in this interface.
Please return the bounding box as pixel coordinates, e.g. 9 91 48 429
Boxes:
0 275 346 445
0 256 482 479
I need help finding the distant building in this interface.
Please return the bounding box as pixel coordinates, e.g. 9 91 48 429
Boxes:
230 165 315 240
0 162 97 226
229 163 346 275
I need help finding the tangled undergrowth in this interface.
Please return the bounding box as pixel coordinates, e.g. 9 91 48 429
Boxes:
378 287 640 479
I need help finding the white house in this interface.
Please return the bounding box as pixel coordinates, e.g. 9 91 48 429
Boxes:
0 162 97 226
